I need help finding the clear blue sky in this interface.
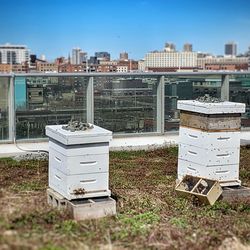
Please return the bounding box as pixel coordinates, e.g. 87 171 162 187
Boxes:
1 0 250 60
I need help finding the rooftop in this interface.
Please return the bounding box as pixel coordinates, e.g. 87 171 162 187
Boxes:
0 146 249 249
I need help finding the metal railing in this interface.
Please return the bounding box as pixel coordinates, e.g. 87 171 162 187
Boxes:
0 71 250 143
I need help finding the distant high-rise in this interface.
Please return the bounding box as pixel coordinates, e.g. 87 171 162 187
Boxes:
0 43 30 64
164 42 176 52
225 42 237 56
120 52 128 60
95 52 110 61
79 51 87 63
183 43 193 52
72 48 86 64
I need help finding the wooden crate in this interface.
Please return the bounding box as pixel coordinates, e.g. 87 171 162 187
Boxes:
175 175 223 205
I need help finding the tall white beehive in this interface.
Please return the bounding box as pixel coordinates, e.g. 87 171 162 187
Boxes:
177 100 245 186
46 124 112 200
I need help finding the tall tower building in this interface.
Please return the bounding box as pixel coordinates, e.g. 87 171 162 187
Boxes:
71 48 82 64
183 43 193 52
0 43 30 64
225 42 237 56
120 52 128 60
164 42 176 52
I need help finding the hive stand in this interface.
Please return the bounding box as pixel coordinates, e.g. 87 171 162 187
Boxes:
47 188 116 220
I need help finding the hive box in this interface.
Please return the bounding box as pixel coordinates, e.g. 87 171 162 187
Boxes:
46 124 112 200
177 100 245 187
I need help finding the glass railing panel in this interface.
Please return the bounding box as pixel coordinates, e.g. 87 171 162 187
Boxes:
165 75 222 131
93 76 158 133
15 76 88 139
229 74 250 128
0 77 10 140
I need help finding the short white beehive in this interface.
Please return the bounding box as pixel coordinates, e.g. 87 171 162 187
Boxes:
46 124 112 200
177 100 245 186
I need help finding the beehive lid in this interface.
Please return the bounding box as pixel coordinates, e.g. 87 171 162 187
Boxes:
46 124 112 145
177 100 245 114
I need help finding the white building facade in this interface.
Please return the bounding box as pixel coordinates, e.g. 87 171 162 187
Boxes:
0 43 30 64
144 51 198 69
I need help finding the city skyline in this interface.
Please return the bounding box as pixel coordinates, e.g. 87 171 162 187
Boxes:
1 0 250 60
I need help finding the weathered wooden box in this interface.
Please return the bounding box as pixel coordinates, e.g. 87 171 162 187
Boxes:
175 175 223 205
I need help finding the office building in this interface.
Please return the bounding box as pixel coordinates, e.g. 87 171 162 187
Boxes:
225 42 237 56
183 43 193 52
95 52 110 61
144 51 198 71
197 56 248 70
120 52 128 60
72 48 86 64
164 42 176 52
36 62 58 72
0 43 30 64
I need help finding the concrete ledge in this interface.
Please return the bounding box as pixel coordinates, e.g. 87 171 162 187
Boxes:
1 131 250 158
0 134 179 158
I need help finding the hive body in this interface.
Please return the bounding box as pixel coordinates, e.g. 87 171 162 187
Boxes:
177 100 245 186
46 124 112 200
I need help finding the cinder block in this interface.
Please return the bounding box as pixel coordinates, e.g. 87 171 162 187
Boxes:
47 188 116 220
221 186 250 202
68 197 116 221
47 188 67 210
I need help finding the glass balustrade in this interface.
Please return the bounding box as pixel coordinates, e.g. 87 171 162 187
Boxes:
0 77 10 140
94 76 158 133
164 75 222 131
15 76 88 139
1 72 250 143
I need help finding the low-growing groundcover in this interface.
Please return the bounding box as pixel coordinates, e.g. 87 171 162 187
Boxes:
0 147 249 249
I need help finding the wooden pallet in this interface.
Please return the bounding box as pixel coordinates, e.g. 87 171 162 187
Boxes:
221 186 250 202
47 188 116 220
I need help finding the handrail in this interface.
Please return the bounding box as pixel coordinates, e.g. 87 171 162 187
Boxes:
0 71 250 78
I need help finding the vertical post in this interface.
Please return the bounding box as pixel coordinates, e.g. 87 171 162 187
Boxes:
86 76 94 124
157 76 165 133
8 74 15 142
221 74 229 101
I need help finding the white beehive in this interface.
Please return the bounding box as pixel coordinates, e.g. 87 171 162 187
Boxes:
177 100 245 186
46 124 112 200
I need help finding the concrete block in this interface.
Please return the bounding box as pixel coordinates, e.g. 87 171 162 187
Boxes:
68 197 116 221
47 188 116 220
47 188 67 210
221 186 250 202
